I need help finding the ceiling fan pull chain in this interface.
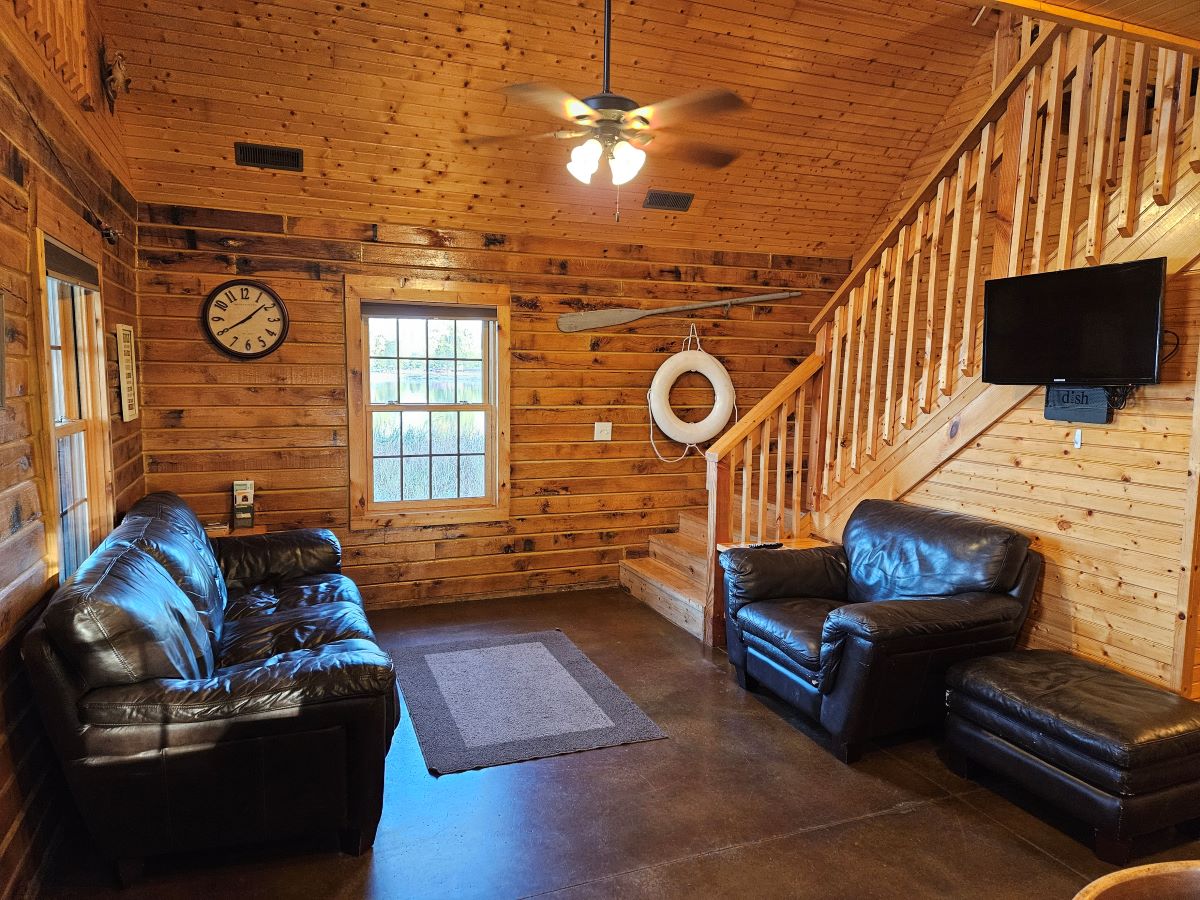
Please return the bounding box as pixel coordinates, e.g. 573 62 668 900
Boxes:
614 182 621 222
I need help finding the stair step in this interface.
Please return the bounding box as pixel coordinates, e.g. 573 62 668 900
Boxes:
619 557 704 639
649 532 707 580
678 508 707 540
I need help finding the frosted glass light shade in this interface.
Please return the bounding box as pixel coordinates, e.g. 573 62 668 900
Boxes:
566 138 602 184
609 141 646 186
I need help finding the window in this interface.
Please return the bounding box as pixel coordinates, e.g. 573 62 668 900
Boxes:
41 239 113 581
346 278 510 528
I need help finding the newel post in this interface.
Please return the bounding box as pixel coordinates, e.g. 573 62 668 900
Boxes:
704 455 732 648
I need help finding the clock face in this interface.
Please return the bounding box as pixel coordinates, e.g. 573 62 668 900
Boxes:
201 280 289 359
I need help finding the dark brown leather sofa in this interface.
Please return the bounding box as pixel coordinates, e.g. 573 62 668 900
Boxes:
721 500 1042 762
22 492 400 878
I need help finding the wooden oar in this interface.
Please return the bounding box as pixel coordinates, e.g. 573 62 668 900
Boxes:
556 290 804 333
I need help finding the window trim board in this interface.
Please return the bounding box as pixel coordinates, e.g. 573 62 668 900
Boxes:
345 276 511 530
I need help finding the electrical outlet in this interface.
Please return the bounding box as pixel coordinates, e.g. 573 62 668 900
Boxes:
593 422 612 441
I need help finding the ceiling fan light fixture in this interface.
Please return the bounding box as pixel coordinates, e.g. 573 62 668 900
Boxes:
609 140 646 186
566 137 603 183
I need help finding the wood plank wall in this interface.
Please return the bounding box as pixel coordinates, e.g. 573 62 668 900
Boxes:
136 205 849 606
906 270 1200 688
0 34 139 900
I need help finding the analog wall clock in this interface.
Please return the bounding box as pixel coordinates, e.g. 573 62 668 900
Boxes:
201 279 289 359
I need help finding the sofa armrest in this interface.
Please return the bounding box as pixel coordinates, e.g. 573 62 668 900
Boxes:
818 593 1025 694
721 545 848 618
212 528 342 587
78 639 395 725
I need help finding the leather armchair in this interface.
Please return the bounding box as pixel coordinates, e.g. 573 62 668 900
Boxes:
22 493 400 878
721 500 1042 762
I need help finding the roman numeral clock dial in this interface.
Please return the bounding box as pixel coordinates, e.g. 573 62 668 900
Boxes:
201 279 290 360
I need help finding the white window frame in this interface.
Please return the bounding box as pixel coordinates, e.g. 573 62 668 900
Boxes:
345 277 510 530
34 234 114 582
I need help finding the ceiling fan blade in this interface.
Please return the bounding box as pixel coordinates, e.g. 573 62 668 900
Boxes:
652 137 741 169
503 83 599 124
627 88 746 130
464 129 590 148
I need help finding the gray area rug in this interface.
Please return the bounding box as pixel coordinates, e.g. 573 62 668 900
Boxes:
391 629 666 775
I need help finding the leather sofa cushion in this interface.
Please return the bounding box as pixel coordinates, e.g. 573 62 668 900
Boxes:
843 500 1030 603
737 598 850 670
78 639 396 725
111 513 227 648
213 530 342 593
226 574 363 621
44 544 214 687
126 491 215 550
948 651 1200 769
218 600 376 667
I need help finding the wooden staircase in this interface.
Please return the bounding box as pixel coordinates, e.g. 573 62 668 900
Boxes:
619 510 708 638
619 19 1200 651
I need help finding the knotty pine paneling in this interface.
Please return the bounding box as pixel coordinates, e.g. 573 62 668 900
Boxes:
906 272 1200 688
0 38 140 900
97 0 997 257
137 203 849 606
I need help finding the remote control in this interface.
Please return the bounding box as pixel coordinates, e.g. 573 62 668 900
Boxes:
748 542 783 549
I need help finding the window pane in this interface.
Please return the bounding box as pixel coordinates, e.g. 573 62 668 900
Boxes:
431 455 458 499
368 317 397 357
431 411 457 454
457 360 483 403
456 320 483 359
46 278 62 344
397 318 426 357
429 359 455 404
50 348 66 423
403 456 430 500
429 320 455 358
369 357 398 403
460 455 485 498
402 411 430 455
374 457 403 502
460 411 486 453
399 359 426 403
372 411 403 456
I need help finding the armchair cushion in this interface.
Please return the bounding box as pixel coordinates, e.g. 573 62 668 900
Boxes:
721 545 848 618
213 529 342 592
738 597 850 670
843 500 1030 603
78 639 396 726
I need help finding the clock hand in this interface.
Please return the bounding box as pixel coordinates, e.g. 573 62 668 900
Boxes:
216 305 267 336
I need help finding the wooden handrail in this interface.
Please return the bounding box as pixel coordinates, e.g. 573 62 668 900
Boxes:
809 22 1069 332
705 348 825 461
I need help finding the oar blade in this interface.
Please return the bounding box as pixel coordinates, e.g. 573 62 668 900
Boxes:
557 306 648 333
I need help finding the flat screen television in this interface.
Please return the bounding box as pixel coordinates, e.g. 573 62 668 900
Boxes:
982 257 1166 386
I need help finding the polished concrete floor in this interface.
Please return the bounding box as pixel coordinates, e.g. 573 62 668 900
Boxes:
43 588 1200 899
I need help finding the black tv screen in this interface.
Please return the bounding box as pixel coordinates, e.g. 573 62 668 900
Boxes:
982 257 1166 386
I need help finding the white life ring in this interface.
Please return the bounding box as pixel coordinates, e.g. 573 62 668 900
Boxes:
648 349 735 444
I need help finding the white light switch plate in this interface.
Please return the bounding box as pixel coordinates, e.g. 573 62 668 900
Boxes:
1074 429 1082 449
593 421 612 441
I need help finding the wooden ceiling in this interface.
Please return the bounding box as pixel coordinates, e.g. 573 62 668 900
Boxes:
97 0 999 256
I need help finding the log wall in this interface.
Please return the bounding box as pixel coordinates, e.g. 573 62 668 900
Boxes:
0 27 139 900
136 205 848 606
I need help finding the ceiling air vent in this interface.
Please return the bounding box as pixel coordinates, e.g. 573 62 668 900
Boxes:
642 189 694 212
234 142 304 172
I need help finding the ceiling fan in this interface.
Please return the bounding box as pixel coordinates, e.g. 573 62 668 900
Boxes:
466 0 747 186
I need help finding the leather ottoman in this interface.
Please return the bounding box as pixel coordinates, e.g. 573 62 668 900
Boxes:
944 650 1200 863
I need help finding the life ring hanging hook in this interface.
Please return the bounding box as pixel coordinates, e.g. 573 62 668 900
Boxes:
647 325 738 463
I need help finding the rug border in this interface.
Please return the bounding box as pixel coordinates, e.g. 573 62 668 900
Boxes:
391 629 666 775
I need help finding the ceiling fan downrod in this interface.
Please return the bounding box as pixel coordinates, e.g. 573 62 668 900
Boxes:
602 0 612 94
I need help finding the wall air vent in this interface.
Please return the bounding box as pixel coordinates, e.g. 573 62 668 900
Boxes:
234 142 304 172
642 190 694 212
